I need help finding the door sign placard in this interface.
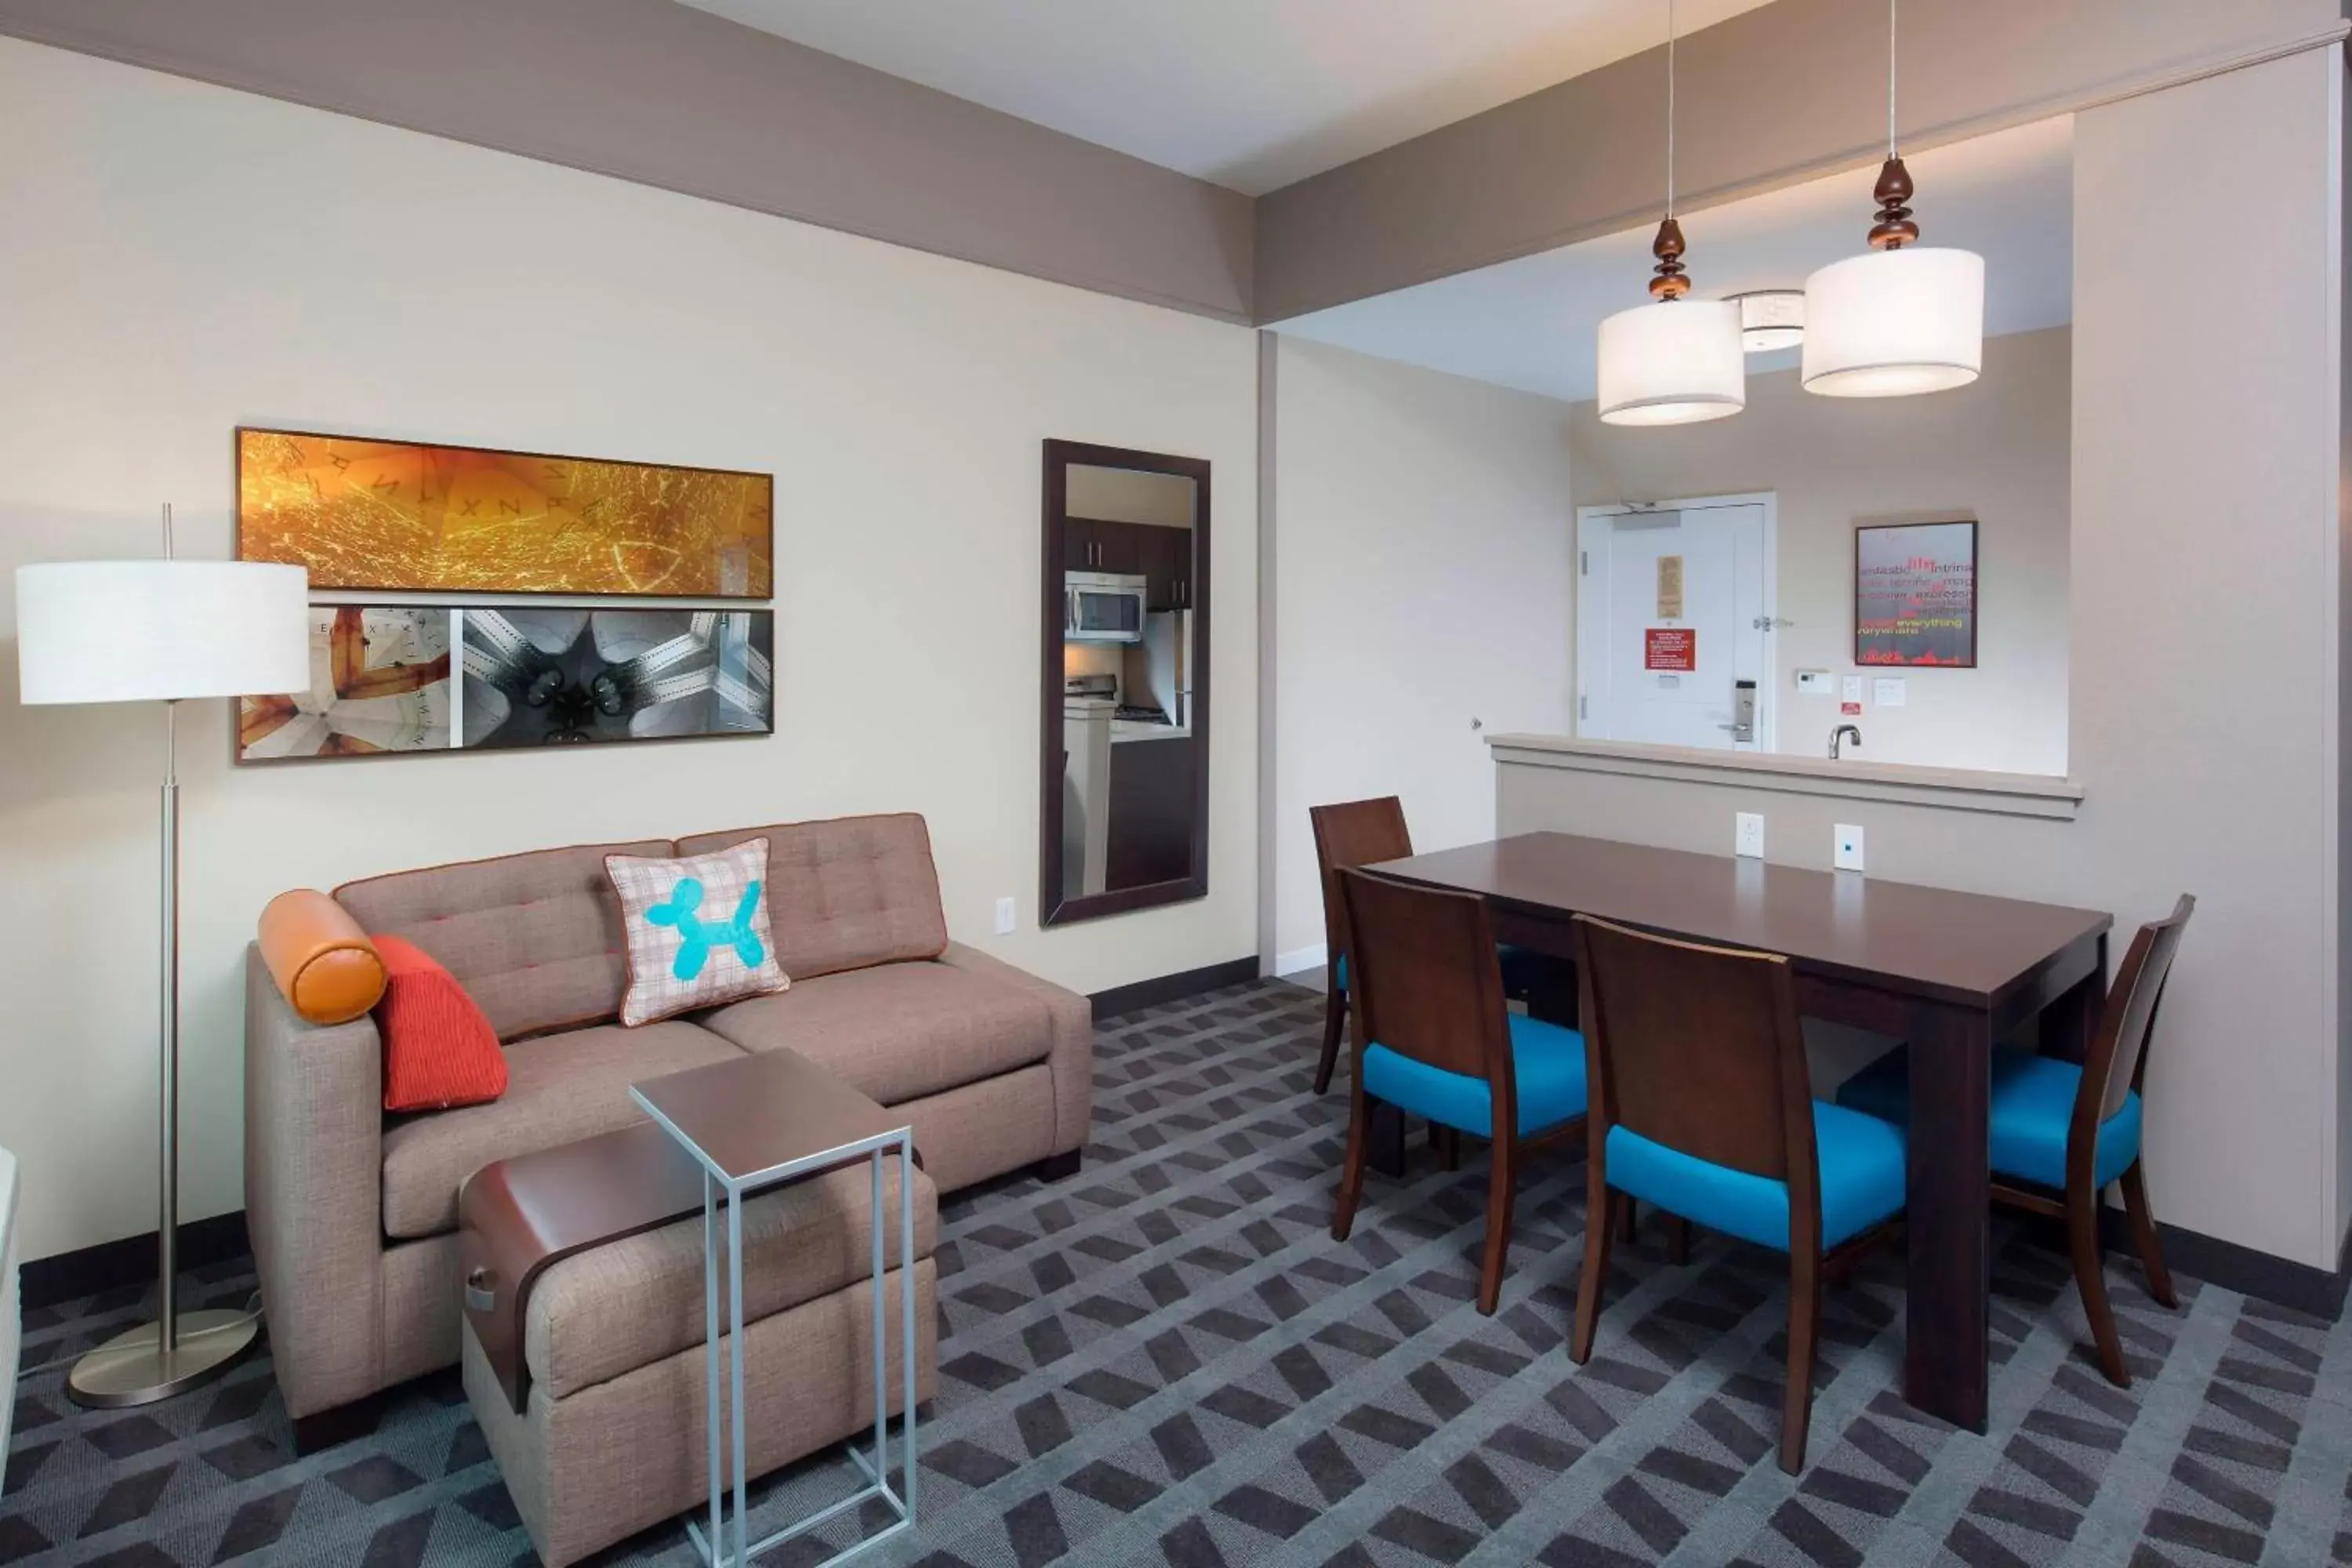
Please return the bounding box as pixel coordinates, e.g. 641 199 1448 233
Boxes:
1645 626 1697 671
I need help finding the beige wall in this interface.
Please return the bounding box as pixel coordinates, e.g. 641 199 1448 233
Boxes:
1569 327 2071 776
0 40 1260 1261
0 0 1255 323
1271 338 1574 969
1504 45 2348 1269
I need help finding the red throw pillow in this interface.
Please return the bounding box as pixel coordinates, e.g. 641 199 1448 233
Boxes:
372 935 507 1112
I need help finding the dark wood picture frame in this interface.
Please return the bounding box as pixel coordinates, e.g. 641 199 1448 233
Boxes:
1039 439 1210 927
1853 517 1978 669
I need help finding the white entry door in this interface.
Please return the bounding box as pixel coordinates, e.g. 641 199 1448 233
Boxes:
1577 496 1775 751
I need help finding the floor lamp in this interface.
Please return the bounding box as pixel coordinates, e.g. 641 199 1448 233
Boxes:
14 507 310 1406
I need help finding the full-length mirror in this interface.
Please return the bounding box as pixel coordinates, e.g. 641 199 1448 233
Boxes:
1040 440 1210 925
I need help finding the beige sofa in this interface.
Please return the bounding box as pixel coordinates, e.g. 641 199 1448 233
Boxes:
245 812 1091 1450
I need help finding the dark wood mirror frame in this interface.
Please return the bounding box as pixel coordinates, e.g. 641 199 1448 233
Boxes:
1040 438 1210 927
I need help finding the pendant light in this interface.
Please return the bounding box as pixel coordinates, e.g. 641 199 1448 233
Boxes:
1595 0 1743 426
1801 0 1984 397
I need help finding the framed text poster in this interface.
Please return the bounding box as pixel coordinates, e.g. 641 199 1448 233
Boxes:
1855 520 1976 667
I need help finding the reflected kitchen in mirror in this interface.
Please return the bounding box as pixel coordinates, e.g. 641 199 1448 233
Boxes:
1040 440 1210 925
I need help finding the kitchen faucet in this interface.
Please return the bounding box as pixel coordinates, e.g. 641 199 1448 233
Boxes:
1830 724 1862 760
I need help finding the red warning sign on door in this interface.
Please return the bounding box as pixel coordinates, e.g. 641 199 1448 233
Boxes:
1644 627 1697 671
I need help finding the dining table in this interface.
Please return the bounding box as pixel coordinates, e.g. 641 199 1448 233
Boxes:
1364 830 2112 1435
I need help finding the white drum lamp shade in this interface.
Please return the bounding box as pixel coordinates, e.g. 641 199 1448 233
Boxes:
1801 246 1984 398
1596 299 1745 426
17 560 310 705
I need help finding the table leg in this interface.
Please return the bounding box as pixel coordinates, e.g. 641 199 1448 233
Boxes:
1368 1099 1406 1180
871 1149 887 1510
2038 931 2107 1065
901 1133 918 1522
729 1179 747 1567
1904 999 1992 1433
704 1173 721 1561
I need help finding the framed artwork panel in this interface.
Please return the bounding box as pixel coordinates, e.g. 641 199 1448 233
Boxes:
1855 519 1977 668
236 427 773 598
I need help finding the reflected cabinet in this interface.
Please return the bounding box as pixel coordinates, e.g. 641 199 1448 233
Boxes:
1040 440 1210 925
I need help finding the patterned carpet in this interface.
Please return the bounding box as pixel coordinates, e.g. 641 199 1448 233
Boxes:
5 978 2351 1566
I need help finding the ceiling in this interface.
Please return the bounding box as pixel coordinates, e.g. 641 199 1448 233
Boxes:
677 0 1781 195
1275 114 2076 403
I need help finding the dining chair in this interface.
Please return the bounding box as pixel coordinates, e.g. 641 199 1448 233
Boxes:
1835 895 2194 1388
1569 914 1907 1474
1308 798 1414 1094
1308 797 1548 1097
1328 868 1588 1315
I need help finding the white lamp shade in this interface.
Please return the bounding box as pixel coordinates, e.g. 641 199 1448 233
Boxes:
1801 246 1984 397
16 560 311 705
1596 298 1745 426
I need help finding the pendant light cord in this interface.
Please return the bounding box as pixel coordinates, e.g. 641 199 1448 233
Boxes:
1887 0 1898 158
1664 0 1676 216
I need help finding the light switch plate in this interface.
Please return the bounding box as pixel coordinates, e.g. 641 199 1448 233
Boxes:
994 896 1017 935
1735 812 1765 858
1842 674 1865 705
1834 824 1865 873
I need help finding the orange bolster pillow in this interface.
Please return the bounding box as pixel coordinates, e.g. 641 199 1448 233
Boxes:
259 889 387 1025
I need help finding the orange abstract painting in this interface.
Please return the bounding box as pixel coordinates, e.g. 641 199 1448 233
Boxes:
237 429 772 597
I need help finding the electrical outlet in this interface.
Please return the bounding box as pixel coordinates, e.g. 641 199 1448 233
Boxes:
1734 811 1765 858
1834 824 1865 873
993 896 1017 935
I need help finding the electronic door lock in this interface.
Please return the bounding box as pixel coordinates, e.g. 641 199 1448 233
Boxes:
1728 679 1756 743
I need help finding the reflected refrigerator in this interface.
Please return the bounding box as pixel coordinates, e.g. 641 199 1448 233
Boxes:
1143 609 1192 728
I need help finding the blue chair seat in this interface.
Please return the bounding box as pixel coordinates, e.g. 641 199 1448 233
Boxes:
1835 1047 2142 1192
1360 1014 1587 1138
1605 1103 1907 1252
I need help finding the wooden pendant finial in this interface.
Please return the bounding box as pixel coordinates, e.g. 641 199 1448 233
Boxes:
1649 216 1691 299
1867 156 1920 249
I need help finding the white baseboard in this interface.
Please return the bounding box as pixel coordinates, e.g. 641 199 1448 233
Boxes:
1274 942 1328 978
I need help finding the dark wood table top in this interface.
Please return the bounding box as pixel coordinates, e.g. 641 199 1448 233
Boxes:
632 1047 909 1185
1370 833 2110 1010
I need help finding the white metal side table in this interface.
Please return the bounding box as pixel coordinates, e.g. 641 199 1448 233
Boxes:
630 1051 918 1568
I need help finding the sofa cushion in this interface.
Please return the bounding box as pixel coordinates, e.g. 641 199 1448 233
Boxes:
674 815 947 980
606 840 789 1026
524 1156 937 1401
375 935 507 1112
700 961 1052 1107
380 1021 744 1240
336 840 670 1041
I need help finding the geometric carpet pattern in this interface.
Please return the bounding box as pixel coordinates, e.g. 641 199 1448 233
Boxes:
5 978 2351 1566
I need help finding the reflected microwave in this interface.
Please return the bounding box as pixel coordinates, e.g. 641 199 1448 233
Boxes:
1065 571 1147 643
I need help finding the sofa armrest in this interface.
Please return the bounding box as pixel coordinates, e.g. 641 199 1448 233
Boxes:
938 942 1092 1154
245 942 385 1418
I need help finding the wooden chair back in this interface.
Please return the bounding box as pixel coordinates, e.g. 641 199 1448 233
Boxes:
1337 869 1513 1098
1311 797 1414 975
1572 914 1820 1235
2082 895 2194 1126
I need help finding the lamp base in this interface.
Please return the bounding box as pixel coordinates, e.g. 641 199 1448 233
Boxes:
66 1308 260 1409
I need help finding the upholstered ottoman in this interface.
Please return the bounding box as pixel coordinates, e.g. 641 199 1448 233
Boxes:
460 1156 938 1567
